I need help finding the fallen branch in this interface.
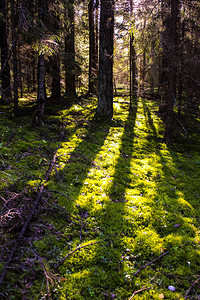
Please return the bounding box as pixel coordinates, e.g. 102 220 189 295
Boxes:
56 239 106 267
132 251 170 277
128 287 150 300
28 242 59 299
127 252 169 300
0 147 60 284
185 276 200 299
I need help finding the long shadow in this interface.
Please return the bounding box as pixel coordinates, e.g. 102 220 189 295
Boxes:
142 98 199 232
141 99 200 293
55 98 138 298
0 97 98 194
55 98 199 298
52 114 112 212
83 98 139 298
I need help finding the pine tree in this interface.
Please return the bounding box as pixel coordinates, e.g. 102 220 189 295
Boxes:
0 0 12 103
97 0 114 119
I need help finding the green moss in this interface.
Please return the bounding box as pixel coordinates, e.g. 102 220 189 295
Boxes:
0 96 200 299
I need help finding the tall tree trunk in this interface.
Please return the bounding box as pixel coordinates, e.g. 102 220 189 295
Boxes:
95 1 99 65
32 57 37 92
97 0 114 120
51 54 61 98
140 50 146 96
65 0 76 96
129 34 137 109
11 0 19 115
164 0 179 142
0 0 12 103
177 6 184 117
129 0 137 110
18 42 23 98
88 0 98 94
34 0 47 125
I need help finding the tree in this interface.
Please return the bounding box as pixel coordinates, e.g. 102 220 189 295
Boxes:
65 0 76 96
97 0 114 119
49 5 61 99
34 0 48 125
88 0 99 95
129 0 137 109
160 0 180 142
11 0 19 115
0 0 12 103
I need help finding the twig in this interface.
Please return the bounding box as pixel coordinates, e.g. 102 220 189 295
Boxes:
185 276 200 299
56 239 106 267
132 251 170 277
0 147 60 284
128 252 169 300
128 287 150 300
29 243 58 299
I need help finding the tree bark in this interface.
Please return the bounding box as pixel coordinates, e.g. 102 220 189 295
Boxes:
65 0 76 96
88 0 98 95
129 0 137 110
51 54 61 99
0 0 12 103
164 0 179 142
97 0 114 120
34 0 47 125
11 0 19 115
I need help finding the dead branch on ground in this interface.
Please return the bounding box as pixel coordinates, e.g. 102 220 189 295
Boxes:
128 287 150 300
185 276 200 299
132 251 170 277
0 147 60 284
56 239 107 268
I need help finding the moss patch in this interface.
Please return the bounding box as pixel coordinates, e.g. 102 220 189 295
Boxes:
0 96 199 299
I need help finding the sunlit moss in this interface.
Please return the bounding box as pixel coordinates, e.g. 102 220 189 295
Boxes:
0 96 200 299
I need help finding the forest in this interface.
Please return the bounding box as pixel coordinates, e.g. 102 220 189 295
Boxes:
0 0 200 299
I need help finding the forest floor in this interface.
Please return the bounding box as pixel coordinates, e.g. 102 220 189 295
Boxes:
0 95 200 300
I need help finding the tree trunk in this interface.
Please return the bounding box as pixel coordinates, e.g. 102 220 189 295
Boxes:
88 0 98 95
177 7 185 117
129 34 137 109
0 0 12 103
18 43 23 98
65 0 76 96
164 0 179 142
11 0 19 115
34 0 47 125
32 57 37 92
129 0 137 110
51 54 61 98
97 0 114 120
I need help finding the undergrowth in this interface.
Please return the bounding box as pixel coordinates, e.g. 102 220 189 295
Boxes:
0 95 199 299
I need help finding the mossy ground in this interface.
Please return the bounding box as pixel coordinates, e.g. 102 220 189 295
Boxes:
0 95 199 299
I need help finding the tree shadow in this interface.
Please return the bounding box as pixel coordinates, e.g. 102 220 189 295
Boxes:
54 98 139 298
140 99 200 287
142 98 199 225
52 97 199 299
51 114 112 212
81 98 139 298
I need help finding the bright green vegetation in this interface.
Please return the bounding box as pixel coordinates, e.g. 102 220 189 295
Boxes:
0 96 200 299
